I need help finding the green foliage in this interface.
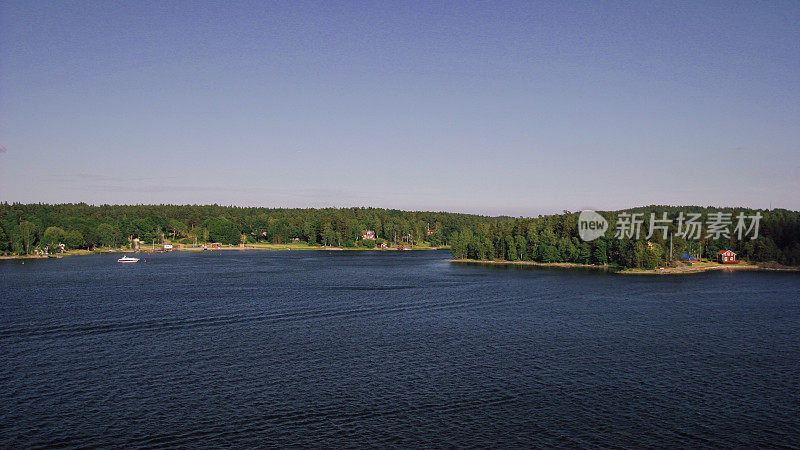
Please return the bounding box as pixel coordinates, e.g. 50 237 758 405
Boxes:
64 230 85 249
578 242 591 264
42 226 67 251
167 219 187 240
540 244 559 262
505 236 518 260
205 217 240 245
1 203 798 269
592 240 608 265
96 223 121 247
358 239 376 248
19 221 38 254
514 235 527 260
0 225 9 253
448 206 800 269
450 230 468 259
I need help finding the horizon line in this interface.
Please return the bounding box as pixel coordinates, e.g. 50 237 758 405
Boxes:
1 201 794 218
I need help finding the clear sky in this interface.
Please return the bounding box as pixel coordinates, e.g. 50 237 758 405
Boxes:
1 1 798 216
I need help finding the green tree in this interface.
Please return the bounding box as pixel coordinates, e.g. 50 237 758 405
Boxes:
578 241 591 264
206 217 240 244
97 223 120 247
42 226 67 251
358 239 377 248
450 231 469 259
19 221 38 254
64 230 85 249
322 223 336 246
592 239 609 265
557 237 578 262
506 236 518 260
540 244 559 262
632 241 649 268
0 225 9 254
644 242 664 269
526 228 540 260
168 219 188 240
514 235 527 260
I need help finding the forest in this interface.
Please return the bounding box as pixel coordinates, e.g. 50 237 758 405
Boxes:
1 203 798 268
0 203 494 254
450 206 800 268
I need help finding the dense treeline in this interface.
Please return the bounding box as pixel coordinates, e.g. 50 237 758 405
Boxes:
3 203 798 268
0 203 498 254
451 206 800 268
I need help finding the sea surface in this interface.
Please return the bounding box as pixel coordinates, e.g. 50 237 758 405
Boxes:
1 250 799 448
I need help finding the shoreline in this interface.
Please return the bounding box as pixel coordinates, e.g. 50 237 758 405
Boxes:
0 245 449 260
449 259 800 275
6 252 798 275
449 259 617 271
618 263 800 275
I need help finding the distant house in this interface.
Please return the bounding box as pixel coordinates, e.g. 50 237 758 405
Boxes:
362 230 376 240
210 242 222 249
163 244 173 250
377 242 388 249
426 229 436 235
291 237 301 242
717 250 737 264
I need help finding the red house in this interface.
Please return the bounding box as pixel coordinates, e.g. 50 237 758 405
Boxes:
717 250 737 264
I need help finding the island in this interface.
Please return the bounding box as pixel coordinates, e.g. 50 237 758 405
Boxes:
2 204 799 275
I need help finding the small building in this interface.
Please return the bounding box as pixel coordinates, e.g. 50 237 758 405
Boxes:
717 250 737 264
163 244 173 250
210 242 222 249
377 242 388 249
427 229 436 235
362 230 376 240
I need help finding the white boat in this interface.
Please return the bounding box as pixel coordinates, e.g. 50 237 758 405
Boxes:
117 255 140 263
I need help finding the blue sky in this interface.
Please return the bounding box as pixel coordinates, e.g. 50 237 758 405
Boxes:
1 1 798 216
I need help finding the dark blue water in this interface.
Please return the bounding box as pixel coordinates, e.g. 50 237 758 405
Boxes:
1 250 799 448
